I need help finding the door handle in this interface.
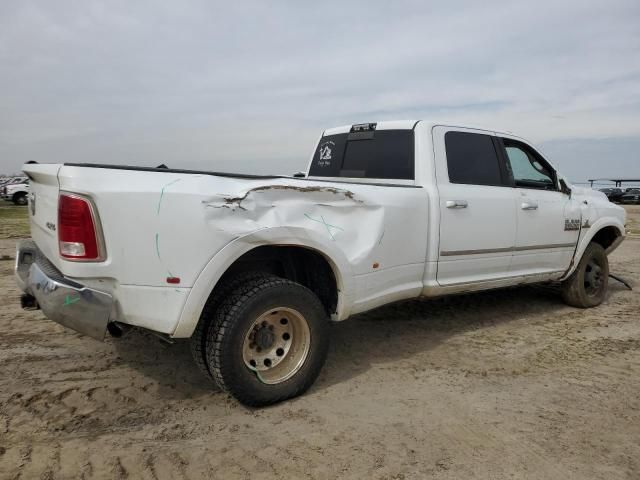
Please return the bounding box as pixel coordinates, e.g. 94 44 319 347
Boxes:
521 201 538 210
446 200 468 209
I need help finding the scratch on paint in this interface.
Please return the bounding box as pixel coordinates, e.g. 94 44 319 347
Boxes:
378 229 385 245
304 213 344 241
157 179 182 215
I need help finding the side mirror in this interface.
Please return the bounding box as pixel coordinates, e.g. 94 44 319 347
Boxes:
559 179 572 197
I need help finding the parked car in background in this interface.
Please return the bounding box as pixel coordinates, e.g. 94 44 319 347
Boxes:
1 179 29 205
599 187 624 203
621 188 640 204
0 176 28 187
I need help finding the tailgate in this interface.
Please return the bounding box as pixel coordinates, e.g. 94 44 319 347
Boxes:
22 164 61 267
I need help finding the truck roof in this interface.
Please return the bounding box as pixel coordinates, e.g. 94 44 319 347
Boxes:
323 120 514 137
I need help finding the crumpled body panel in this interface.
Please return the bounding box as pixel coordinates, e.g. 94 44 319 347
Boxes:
202 183 387 267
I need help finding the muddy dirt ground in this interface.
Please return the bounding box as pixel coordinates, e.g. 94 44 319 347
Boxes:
0 205 639 479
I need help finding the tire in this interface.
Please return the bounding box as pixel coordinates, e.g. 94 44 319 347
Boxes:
205 275 330 407
190 271 268 380
562 242 609 308
13 193 27 206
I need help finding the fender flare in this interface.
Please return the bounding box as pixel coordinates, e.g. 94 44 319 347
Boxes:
171 226 353 338
560 216 626 281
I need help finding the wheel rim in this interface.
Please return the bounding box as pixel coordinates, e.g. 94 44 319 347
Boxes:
584 258 605 297
242 307 311 385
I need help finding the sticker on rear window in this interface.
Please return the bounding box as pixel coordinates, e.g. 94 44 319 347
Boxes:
318 141 334 166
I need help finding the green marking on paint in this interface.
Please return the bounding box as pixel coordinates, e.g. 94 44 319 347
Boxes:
246 363 267 384
155 232 174 277
157 179 182 215
63 294 80 306
304 213 344 241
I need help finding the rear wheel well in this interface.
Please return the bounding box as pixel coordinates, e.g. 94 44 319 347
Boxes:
590 226 622 251
214 246 338 315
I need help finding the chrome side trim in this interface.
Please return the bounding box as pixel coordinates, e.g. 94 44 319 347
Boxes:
440 246 513 256
440 242 576 257
513 242 576 252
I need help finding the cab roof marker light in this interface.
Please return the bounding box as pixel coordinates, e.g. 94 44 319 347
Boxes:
350 123 377 133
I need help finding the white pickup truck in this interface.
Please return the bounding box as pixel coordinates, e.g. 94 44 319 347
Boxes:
1 179 29 205
15 121 626 406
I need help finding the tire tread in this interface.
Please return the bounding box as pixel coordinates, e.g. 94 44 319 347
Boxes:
562 242 609 308
189 272 269 380
207 275 328 406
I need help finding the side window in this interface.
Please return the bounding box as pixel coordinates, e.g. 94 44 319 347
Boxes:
444 131 504 186
503 141 556 190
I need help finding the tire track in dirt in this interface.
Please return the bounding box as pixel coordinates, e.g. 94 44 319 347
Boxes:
1 209 639 479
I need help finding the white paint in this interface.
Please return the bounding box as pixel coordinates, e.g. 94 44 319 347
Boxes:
21 120 627 338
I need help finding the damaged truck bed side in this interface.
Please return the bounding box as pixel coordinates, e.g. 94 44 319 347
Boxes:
16 120 626 406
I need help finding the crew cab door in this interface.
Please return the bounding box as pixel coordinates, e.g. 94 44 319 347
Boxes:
498 137 580 275
433 127 517 285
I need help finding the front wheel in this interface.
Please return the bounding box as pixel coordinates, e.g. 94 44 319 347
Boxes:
206 275 330 406
562 242 609 308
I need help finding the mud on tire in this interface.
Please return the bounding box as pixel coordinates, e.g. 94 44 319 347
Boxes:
205 275 330 407
190 272 269 380
562 242 609 308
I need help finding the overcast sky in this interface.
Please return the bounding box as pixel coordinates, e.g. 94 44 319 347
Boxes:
1 0 639 184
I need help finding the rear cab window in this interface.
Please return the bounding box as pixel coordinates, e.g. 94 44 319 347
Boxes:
309 124 415 180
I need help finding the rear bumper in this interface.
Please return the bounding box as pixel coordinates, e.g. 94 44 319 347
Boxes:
15 239 113 340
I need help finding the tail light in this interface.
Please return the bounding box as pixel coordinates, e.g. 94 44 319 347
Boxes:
58 193 105 261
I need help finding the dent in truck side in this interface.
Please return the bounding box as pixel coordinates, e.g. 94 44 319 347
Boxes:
41 162 429 338
172 181 430 337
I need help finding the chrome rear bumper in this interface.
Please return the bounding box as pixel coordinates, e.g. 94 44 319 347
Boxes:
15 239 113 340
